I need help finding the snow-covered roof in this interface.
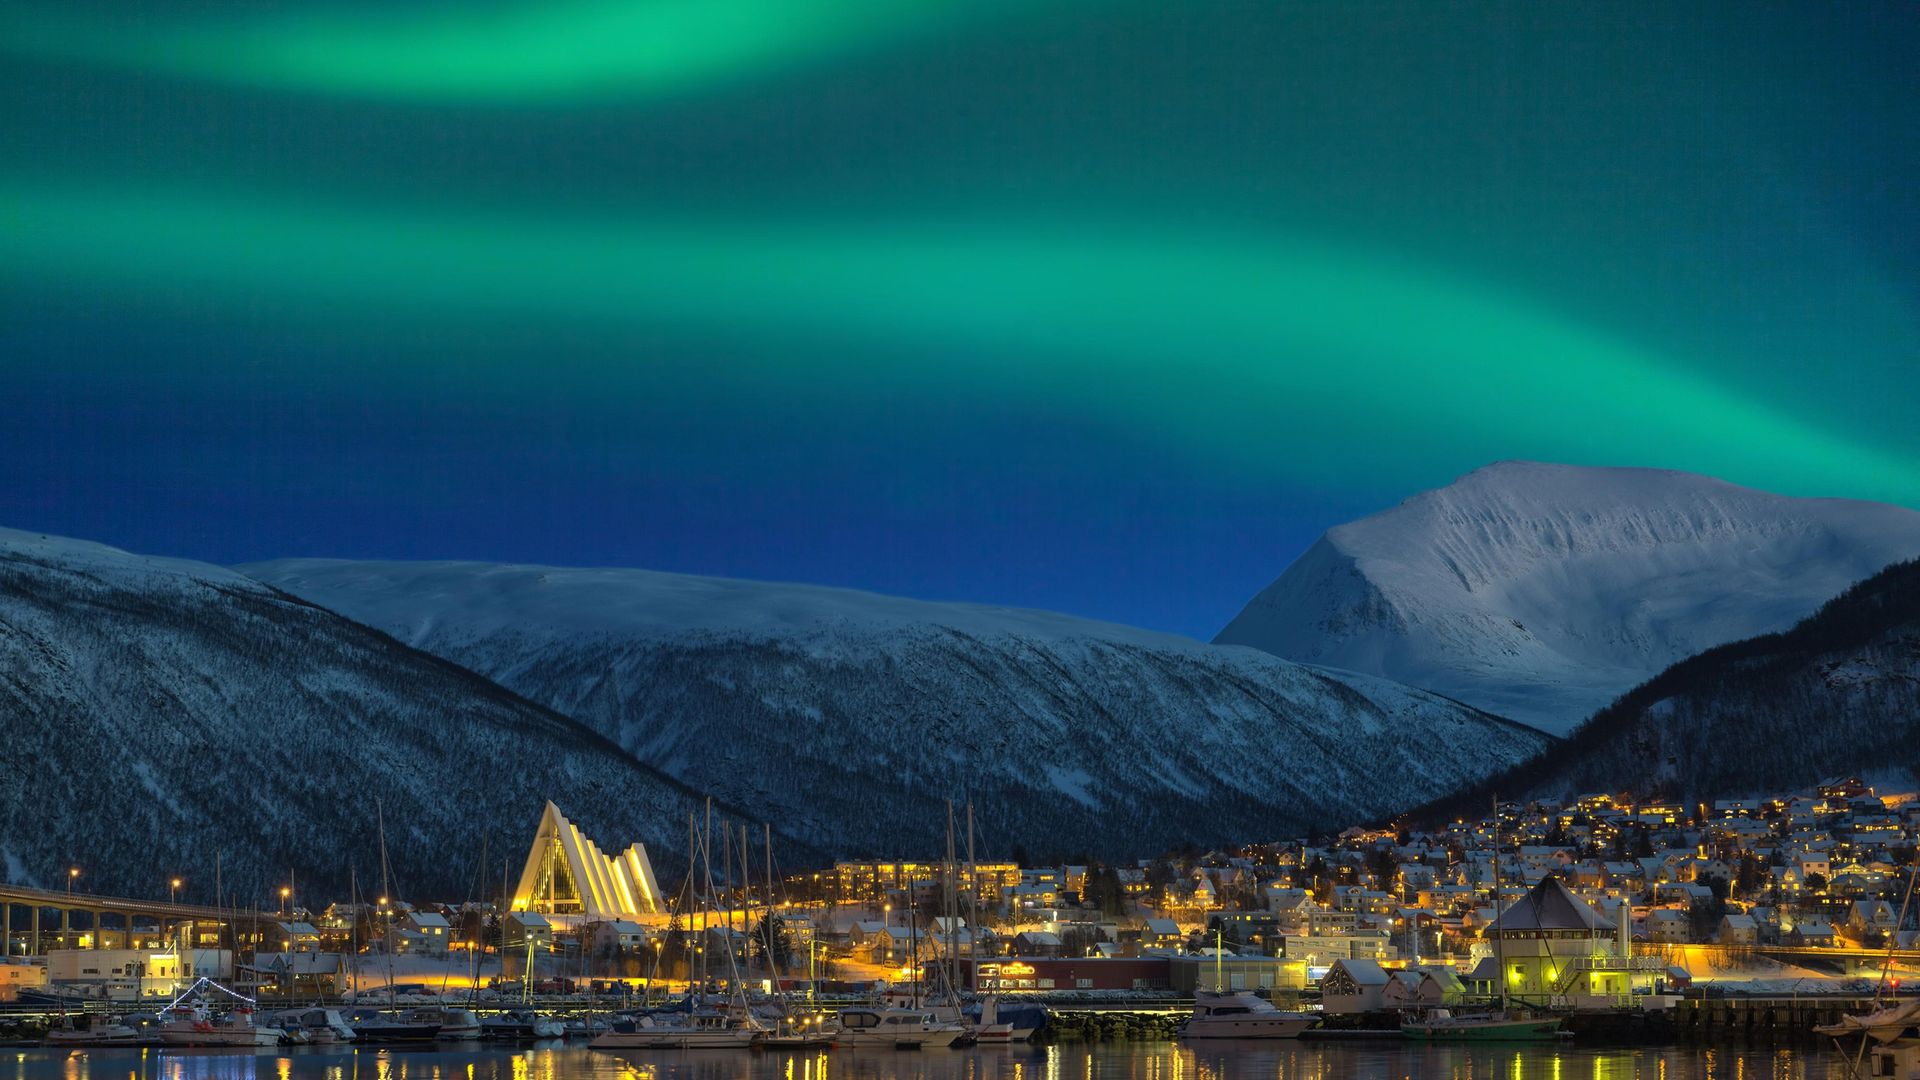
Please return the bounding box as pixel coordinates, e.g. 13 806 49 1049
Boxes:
1330 959 1389 985
1487 876 1616 933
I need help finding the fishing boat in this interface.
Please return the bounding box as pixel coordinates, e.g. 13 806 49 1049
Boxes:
156 978 284 1048
830 1006 965 1049
44 1015 151 1047
158 1002 282 1047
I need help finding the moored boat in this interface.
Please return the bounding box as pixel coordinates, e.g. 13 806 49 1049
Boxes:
415 1007 483 1040
589 1010 760 1050
1179 990 1317 1039
45 1015 151 1047
1400 1007 1563 1041
481 1007 565 1041
274 1008 357 1045
349 1008 440 1043
158 1003 283 1047
830 1006 964 1049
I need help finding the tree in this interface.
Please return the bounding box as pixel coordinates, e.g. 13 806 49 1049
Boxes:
1086 865 1127 918
751 913 794 972
1060 926 1100 956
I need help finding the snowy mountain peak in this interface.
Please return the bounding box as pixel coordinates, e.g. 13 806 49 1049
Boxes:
1217 463 1920 733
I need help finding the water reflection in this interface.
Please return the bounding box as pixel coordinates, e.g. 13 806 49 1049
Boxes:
5 1043 1863 1080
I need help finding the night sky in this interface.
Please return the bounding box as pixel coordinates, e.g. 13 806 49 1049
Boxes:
3 2 1916 638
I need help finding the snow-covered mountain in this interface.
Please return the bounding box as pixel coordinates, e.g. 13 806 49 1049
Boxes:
1418 557 1920 812
245 559 1551 858
1215 462 1920 734
0 528 719 898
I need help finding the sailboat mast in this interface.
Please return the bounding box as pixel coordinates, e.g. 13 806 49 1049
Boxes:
906 871 920 1008
945 800 959 1000
1490 794 1506 1012
738 823 752 980
966 802 978 990
377 798 397 1011
764 822 776 987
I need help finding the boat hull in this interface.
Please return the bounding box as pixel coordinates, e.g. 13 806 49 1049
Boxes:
832 1028 963 1049
1401 1019 1563 1041
46 1030 151 1048
159 1028 282 1047
591 1029 758 1050
1180 1016 1316 1039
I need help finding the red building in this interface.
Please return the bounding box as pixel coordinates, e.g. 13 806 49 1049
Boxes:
966 957 1170 992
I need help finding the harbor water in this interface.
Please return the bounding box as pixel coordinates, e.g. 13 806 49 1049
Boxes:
0 1042 1868 1080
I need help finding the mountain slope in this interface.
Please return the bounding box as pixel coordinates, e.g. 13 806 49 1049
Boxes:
1215 462 1920 733
244 559 1552 858
0 528 720 899
1416 558 1920 814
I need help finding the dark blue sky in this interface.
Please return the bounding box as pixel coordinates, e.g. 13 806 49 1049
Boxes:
3 2 1916 638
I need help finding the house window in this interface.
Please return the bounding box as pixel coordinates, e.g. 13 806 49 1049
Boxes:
1076 979 1093 989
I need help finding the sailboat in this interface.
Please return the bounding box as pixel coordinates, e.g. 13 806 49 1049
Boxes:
591 805 764 1050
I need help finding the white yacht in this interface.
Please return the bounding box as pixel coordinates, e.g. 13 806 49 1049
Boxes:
274 1008 357 1045
1179 991 1317 1039
830 1006 965 1049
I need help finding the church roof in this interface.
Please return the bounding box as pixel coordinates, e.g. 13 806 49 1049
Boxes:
1486 875 1616 933
510 801 663 919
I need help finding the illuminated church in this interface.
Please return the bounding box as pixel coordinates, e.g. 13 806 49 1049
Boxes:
510 802 664 920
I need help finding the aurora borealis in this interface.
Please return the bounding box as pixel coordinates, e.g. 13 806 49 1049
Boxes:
4 3 1916 636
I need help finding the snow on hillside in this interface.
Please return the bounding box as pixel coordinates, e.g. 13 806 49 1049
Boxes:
1215 462 1920 733
245 559 1552 857
0 529 718 898
1419 557 1920 812
246 559 1202 648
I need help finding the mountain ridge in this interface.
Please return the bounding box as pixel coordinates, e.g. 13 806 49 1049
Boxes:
0 527 749 898
1215 461 1920 732
244 556 1552 859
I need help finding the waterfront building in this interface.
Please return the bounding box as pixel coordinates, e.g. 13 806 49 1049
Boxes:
1487 876 1662 1007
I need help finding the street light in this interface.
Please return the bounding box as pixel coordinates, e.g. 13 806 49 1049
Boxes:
280 886 291 916
170 878 182 905
67 867 79 899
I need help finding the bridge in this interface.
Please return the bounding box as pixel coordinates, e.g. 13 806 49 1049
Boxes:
0 881 272 955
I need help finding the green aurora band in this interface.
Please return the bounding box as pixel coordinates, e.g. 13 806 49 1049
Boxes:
5 180 1914 505
0 0 1073 104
